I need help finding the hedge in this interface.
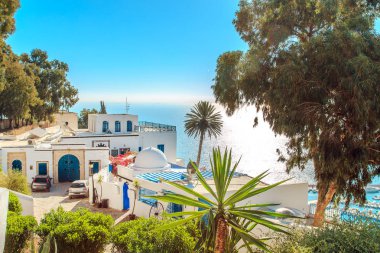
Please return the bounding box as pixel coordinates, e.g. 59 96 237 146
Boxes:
111 218 200 253
4 212 37 253
36 207 113 253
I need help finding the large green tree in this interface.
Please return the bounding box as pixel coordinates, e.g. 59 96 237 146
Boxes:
0 0 20 95
213 0 380 226
0 61 40 127
0 0 20 38
20 49 79 121
185 101 223 166
78 108 98 128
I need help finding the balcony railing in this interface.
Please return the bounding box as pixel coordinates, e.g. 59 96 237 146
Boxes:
135 121 176 132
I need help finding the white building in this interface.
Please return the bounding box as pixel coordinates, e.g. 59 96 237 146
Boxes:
0 112 178 184
90 147 308 223
60 114 177 163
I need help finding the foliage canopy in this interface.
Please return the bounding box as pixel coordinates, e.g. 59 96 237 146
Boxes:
213 0 380 225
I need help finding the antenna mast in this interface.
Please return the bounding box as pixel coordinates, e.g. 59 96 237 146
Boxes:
125 97 130 114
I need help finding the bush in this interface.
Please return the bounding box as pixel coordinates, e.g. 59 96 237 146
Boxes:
111 218 200 253
8 192 22 214
270 220 380 253
0 170 30 195
4 212 37 253
36 207 113 253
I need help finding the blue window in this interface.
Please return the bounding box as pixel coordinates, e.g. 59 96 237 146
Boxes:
167 202 183 213
102 121 109 133
38 162 48 175
138 187 157 206
157 144 165 153
127 120 133 132
115 121 121 132
138 147 142 152
12 160 22 172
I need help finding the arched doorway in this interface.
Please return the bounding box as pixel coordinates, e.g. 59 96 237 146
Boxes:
58 154 80 182
12 160 22 172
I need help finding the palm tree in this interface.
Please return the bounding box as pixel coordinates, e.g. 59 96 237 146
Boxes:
147 148 291 252
185 101 223 166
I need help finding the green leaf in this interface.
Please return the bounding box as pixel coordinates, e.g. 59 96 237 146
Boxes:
164 210 208 218
153 214 204 231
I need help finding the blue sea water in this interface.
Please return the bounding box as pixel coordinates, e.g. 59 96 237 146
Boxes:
71 102 380 188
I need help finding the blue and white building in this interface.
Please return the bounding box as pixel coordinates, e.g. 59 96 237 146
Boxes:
0 112 178 184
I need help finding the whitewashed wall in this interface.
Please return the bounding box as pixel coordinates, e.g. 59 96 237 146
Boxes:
2 146 109 183
9 190 34 216
139 132 177 163
84 149 110 179
88 114 139 134
60 135 140 152
1 147 53 183
60 133 176 162
0 188 8 253
128 178 308 217
90 172 124 210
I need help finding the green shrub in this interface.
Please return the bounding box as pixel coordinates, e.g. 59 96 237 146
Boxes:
4 212 37 253
8 192 22 214
36 207 113 253
111 217 200 253
0 170 30 195
270 220 380 253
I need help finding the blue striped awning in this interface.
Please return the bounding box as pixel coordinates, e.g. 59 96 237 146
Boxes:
136 170 245 183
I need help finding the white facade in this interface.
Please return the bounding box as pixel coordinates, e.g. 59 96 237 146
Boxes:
88 114 138 134
92 148 308 223
60 114 177 163
1 112 178 184
0 188 8 253
1 144 109 184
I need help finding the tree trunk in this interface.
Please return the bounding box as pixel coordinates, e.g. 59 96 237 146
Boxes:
196 131 205 166
313 182 337 227
214 216 227 253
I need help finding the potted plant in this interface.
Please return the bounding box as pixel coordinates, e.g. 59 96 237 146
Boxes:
96 174 104 208
126 179 139 220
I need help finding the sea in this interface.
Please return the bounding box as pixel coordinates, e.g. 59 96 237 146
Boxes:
71 102 380 188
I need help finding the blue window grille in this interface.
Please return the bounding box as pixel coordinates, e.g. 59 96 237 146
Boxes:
102 121 109 132
127 121 133 132
115 121 121 132
138 187 157 206
157 144 165 153
167 202 183 213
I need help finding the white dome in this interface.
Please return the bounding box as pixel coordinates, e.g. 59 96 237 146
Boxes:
133 147 168 169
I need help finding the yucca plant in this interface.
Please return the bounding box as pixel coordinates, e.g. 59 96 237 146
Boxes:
147 148 292 253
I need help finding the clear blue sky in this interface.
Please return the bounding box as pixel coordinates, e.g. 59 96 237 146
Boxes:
7 0 247 104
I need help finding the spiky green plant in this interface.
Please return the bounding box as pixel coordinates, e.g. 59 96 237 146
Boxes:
147 148 292 253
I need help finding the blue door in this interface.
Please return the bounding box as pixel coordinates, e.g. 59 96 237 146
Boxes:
91 162 99 174
38 163 47 175
58 154 80 182
123 183 130 210
12 160 22 172
127 121 132 132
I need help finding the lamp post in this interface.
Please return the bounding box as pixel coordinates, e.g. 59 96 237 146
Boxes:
90 163 95 204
